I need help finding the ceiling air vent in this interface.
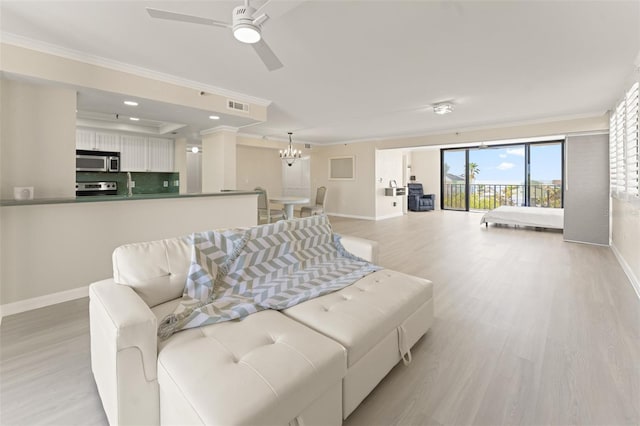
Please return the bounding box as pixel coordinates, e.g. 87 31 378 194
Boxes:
227 99 250 113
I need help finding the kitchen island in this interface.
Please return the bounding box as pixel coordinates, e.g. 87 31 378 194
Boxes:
0 191 258 317
0 190 256 206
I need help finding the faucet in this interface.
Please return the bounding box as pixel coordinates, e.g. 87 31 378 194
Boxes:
127 172 133 197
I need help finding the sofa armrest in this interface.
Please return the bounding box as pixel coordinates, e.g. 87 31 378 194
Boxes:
339 235 379 264
89 279 159 426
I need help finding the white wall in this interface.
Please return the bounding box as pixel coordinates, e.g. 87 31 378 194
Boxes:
312 143 376 219
409 149 441 210
0 78 76 199
610 70 640 295
611 197 640 294
0 194 257 311
236 144 283 197
186 152 202 193
201 129 236 192
375 149 404 219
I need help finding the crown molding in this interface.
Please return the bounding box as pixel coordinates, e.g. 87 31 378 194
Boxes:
200 125 239 136
319 111 609 146
1 32 272 107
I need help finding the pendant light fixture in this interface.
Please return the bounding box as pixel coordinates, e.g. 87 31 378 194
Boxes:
280 132 301 167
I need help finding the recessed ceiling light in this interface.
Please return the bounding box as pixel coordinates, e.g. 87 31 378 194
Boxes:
129 117 140 121
124 100 139 106
433 103 454 115
209 115 220 120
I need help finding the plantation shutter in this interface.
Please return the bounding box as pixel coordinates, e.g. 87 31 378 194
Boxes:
609 108 618 194
615 100 626 194
625 82 639 197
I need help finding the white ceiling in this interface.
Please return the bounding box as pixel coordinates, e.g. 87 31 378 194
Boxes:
1 0 639 144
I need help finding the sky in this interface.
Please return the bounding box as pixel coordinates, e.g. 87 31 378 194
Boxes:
444 143 562 185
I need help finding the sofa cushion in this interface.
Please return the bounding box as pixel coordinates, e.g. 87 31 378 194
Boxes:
112 237 192 308
157 310 346 425
283 269 433 367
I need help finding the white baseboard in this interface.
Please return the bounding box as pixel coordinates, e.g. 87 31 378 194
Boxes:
327 212 405 221
563 239 610 247
0 286 89 320
326 212 376 220
611 244 640 299
375 212 404 221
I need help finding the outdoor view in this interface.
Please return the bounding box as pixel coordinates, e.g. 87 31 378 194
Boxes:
442 142 563 211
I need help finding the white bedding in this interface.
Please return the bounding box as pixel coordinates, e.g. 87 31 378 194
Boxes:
480 206 564 229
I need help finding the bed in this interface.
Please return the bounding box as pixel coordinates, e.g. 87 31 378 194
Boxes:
480 206 564 230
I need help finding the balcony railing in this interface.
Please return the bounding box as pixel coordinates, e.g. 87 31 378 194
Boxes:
443 184 562 210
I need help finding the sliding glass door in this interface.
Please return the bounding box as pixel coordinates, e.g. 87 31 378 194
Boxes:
468 145 526 209
442 149 467 210
441 141 564 211
529 143 563 207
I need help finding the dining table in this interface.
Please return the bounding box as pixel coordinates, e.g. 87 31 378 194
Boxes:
269 195 310 220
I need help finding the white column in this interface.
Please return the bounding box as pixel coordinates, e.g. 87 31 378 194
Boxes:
201 126 238 193
174 137 187 194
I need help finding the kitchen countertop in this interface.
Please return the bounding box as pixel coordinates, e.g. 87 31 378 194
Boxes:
0 190 259 206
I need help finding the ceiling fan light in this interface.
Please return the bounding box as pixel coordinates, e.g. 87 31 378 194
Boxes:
233 24 261 44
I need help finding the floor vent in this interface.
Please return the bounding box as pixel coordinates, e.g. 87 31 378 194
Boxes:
227 99 250 113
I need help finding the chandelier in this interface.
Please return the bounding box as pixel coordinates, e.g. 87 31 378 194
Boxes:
279 132 301 167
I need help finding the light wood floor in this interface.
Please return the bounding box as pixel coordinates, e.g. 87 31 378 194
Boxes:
1 211 639 426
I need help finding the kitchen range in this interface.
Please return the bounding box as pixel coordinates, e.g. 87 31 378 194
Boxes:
75 181 118 196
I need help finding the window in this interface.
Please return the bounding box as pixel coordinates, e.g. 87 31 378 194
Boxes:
610 81 639 198
626 82 639 197
441 141 563 211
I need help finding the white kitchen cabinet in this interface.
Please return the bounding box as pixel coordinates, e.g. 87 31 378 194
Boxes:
148 137 175 172
76 128 96 150
120 135 149 172
76 129 121 152
95 131 121 152
78 127 175 172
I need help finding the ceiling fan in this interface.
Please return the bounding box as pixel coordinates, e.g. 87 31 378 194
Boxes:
146 0 286 71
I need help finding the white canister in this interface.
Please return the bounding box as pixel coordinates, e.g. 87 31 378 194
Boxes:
13 187 34 200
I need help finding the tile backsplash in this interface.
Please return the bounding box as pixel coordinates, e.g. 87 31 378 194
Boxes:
76 172 179 196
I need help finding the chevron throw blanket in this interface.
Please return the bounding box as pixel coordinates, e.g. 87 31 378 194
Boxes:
158 215 381 339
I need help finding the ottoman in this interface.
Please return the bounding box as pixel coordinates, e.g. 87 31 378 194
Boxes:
156 310 347 425
283 269 434 418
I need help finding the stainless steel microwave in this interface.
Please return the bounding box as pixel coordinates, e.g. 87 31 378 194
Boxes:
76 150 120 172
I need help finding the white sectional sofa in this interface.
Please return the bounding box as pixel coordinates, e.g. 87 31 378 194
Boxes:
89 228 434 425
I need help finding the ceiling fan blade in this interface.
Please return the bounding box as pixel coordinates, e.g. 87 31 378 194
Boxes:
146 8 230 28
252 39 283 71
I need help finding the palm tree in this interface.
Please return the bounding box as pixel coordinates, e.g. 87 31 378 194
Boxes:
468 162 480 182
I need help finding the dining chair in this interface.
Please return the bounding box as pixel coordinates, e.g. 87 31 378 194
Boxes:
301 186 327 217
254 187 286 224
